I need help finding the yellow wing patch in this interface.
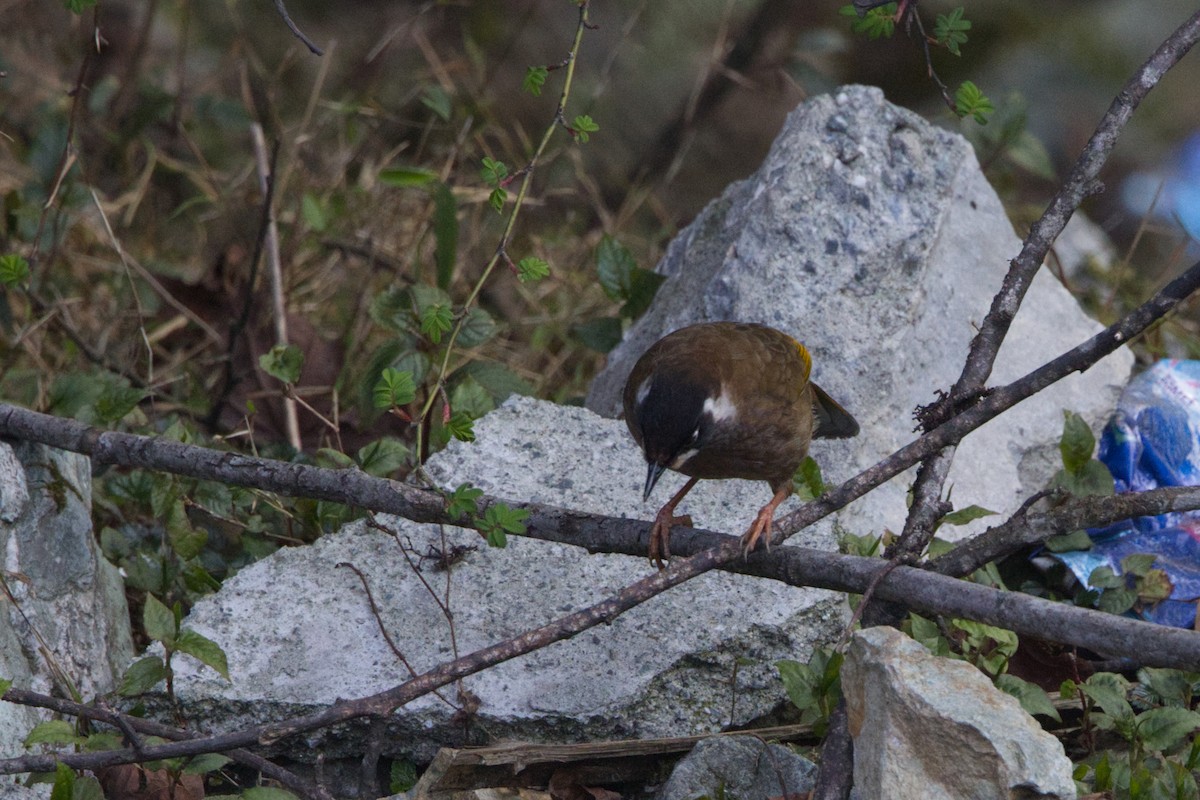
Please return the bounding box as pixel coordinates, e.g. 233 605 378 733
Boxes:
790 338 813 383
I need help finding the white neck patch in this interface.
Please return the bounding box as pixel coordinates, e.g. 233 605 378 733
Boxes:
702 387 737 423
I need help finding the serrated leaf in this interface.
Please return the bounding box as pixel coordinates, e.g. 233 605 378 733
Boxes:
450 375 495 420
50 763 74 800
432 183 458 290
0 254 30 286
175 628 230 680
572 317 623 353
356 437 409 477
1121 553 1157 576
1135 707 1200 752
456 307 496 348
522 66 549 96
143 594 177 645
1081 673 1134 722
25 720 79 747
517 256 550 282
259 344 304 384
117 656 167 696
456 361 533 402
373 368 416 409
995 674 1061 722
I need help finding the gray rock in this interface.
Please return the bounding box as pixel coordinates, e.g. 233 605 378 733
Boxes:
0 442 134 759
0 782 47 800
842 627 1075 800
656 735 816 800
160 396 847 763
587 85 1131 543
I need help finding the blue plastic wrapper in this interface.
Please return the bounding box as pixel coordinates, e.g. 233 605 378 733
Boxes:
1053 359 1200 628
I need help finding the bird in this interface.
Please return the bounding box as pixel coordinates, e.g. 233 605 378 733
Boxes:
622 322 859 568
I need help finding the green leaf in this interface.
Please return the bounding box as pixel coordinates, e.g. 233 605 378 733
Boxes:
1096 587 1137 614
0 254 30 286
379 167 438 187
0 678 10 697
954 81 994 124
183 753 232 775
1045 529 1093 552
432 183 458 290
143 594 177 645
356 438 410 477
444 410 476 443
480 157 508 187
938 504 997 527
420 86 453 122
933 7 970 56
450 375 495 420
455 361 533 403
1081 673 1134 723
596 235 638 302
476 503 529 547
621 267 666 319
259 344 304 384
25 720 80 747
572 114 599 143
373 368 416 409
1088 565 1123 589
1121 553 1157 576
522 66 549 96
456 307 497 348
50 763 74 800
488 187 507 214
839 3 897 38
63 0 97 12
447 483 483 521
243 788 300 800
1052 459 1114 496
777 659 817 711
995 674 1061 722
117 656 167 696
94 379 146 424
1059 411 1096 474
792 457 825 502
517 256 550 283
1138 667 1197 708
1135 707 1200 752
166 499 207 561
573 317 623 353
176 628 230 681
301 193 328 232
391 759 419 793
316 448 355 469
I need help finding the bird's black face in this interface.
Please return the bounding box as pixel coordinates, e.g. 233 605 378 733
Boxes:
631 375 710 500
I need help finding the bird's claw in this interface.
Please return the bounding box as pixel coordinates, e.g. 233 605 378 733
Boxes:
739 507 775 559
649 511 693 570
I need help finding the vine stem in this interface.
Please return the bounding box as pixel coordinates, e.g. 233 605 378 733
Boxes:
415 1 591 459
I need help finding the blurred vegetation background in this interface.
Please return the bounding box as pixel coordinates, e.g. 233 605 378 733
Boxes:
1 0 1199 601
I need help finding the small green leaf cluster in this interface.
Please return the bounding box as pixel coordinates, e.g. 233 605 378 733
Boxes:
1053 410 1115 496
0 253 30 286
119 594 229 696
44 370 147 427
933 8 971 56
480 157 509 214
574 236 665 353
776 648 843 737
954 81 995 125
445 482 529 547
1081 553 1173 617
792 456 826 502
838 3 898 39
1068 670 1200 799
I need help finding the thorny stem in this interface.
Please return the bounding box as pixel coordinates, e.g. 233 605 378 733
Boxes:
415 1 591 460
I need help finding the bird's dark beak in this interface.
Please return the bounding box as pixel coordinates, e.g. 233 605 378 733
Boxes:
643 461 667 502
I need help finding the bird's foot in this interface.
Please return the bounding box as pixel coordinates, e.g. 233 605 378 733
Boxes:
740 505 775 559
649 508 694 570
